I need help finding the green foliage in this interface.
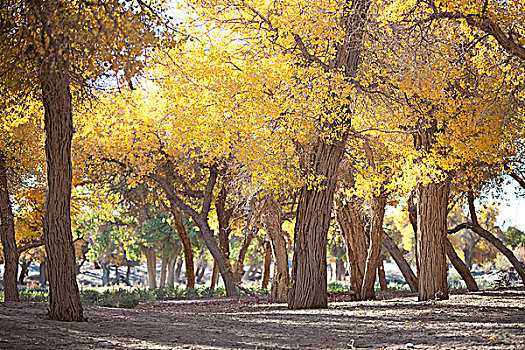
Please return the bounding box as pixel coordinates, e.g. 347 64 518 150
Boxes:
492 272 513 288
327 282 349 292
503 226 525 248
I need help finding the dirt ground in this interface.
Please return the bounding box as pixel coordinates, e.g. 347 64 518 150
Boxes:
0 289 524 350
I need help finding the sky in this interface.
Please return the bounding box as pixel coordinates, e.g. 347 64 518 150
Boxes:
496 182 525 231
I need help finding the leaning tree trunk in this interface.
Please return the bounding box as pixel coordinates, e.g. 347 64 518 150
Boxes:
171 209 195 289
40 63 83 321
0 154 19 302
289 137 347 309
262 196 290 303
234 227 257 282
416 180 450 301
360 196 387 300
382 233 418 292
467 192 525 285
444 238 479 291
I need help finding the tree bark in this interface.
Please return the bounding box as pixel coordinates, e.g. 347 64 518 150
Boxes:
143 246 157 289
171 209 195 289
0 154 19 301
174 257 183 284
444 237 479 291
234 227 257 282
261 239 272 289
18 259 31 284
360 196 387 300
382 233 418 292
261 196 290 303
210 262 218 290
416 180 450 301
40 61 83 321
159 252 168 288
377 255 388 292
216 185 233 292
167 246 181 288
336 199 367 297
289 137 347 309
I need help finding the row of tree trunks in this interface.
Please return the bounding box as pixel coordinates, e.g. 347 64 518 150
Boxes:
261 196 290 303
0 154 19 302
416 180 451 301
234 227 258 282
382 233 418 292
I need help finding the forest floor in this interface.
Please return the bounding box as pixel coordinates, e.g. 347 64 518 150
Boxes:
0 288 524 350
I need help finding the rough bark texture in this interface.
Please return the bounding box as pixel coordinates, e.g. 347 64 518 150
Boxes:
288 0 370 310
261 196 290 303
210 262 218 290
383 233 418 292
171 209 195 289
289 137 348 309
444 238 479 292
360 196 386 300
416 180 450 301
40 64 84 321
0 154 19 302
261 240 272 289
216 185 233 291
159 253 168 288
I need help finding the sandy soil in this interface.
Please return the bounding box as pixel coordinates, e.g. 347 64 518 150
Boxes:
0 289 524 350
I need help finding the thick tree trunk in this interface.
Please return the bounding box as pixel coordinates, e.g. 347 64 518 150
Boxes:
416 180 450 301
444 238 479 291
262 196 290 303
234 227 257 282
40 64 83 321
0 154 19 301
289 137 347 309
171 209 195 289
382 233 418 292
143 246 157 289
261 240 272 289
360 196 386 300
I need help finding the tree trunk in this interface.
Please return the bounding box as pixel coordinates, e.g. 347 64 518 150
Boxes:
444 238 479 291
210 262 218 290
416 180 450 301
18 259 31 284
40 63 83 321
335 259 345 281
382 233 418 292
261 240 272 289
0 154 19 301
378 255 388 292
159 252 168 288
336 199 367 297
39 260 47 287
261 196 290 303
167 246 181 288
171 209 195 289
289 137 347 309
234 227 257 282
143 246 157 289
174 257 183 283
360 196 387 300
